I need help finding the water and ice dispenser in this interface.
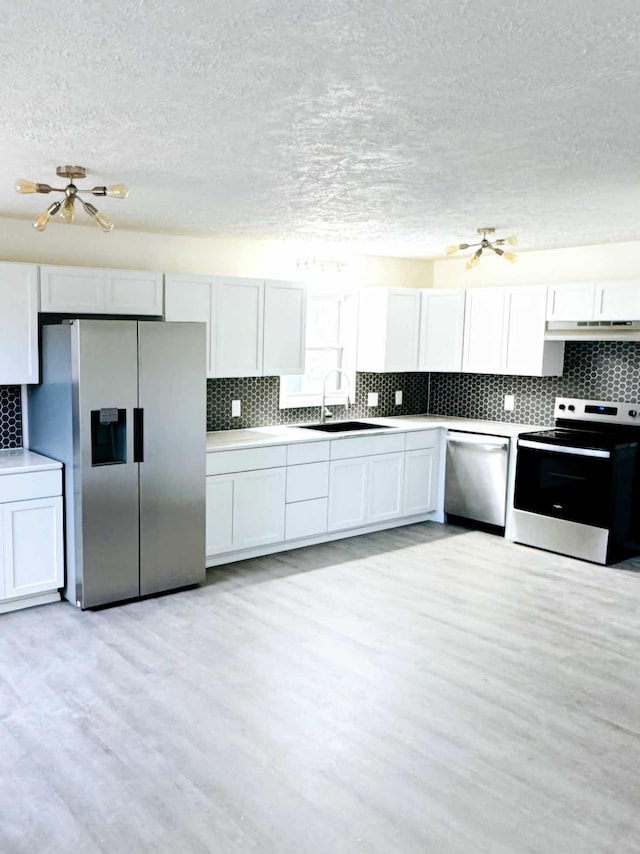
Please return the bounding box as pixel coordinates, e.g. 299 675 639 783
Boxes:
91 408 127 465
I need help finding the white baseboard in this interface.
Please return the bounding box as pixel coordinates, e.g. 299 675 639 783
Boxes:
0 591 61 614
206 512 440 568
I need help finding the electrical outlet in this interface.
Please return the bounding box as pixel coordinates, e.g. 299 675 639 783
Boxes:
395 390 403 406
367 392 379 407
231 400 241 417
504 394 515 412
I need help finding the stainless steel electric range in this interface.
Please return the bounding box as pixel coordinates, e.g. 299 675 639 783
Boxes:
513 398 640 564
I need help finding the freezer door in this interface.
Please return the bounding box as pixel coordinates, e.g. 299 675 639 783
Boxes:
138 321 206 595
75 320 140 607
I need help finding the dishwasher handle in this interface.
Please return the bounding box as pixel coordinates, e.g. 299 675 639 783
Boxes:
446 432 509 452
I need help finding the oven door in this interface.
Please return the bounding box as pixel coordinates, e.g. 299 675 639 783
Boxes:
515 440 613 527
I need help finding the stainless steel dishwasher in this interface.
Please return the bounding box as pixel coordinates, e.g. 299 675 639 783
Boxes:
445 431 510 529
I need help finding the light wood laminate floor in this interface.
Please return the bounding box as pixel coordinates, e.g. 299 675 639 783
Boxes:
1 523 640 854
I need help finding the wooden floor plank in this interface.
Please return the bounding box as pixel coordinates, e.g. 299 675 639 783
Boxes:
1 523 640 853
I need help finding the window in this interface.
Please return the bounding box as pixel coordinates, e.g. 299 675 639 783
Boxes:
280 289 357 409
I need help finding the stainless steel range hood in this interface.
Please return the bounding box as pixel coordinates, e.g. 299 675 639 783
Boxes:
545 320 640 341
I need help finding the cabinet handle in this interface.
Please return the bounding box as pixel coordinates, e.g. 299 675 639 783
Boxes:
133 408 144 463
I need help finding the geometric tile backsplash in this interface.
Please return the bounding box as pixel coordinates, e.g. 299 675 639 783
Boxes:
429 341 640 426
0 385 22 449
5 341 640 445
207 372 429 432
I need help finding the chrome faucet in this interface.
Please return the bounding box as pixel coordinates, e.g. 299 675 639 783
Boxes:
321 369 352 423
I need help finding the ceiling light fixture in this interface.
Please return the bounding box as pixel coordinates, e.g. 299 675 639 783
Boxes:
296 257 347 273
446 228 518 269
15 166 129 233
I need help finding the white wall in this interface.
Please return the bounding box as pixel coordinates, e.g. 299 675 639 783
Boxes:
433 240 640 289
0 216 433 289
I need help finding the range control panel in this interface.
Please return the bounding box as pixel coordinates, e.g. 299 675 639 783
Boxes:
554 398 640 426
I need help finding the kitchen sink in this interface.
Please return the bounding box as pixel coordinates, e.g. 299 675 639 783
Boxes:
297 421 395 433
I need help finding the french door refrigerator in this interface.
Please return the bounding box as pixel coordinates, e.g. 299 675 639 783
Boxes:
28 319 206 608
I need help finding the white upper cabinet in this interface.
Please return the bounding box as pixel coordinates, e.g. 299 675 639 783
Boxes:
546 282 595 321
593 281 640 321
503 286 564 376
263 280 306 376
462 287 505 374
103 269 163 315
357 288 421 372
165 275 307 378
214 278 264 377
546 280 640 322
464 286 564 377
40 265 163 315
165 274 216 376
418 289 465 372
0 262 39 384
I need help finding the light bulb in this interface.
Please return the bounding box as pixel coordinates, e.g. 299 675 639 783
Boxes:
503 252 517 263
445 245 460 255
466 250 482 269
94 211 114 232
32 211 51 231
506 236 518 246
106 183 129 199
59 196 75 224
16 178 38 194
32 200 61 231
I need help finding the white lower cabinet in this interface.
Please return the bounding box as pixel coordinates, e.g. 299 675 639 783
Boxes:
327 457 368 531
206 467 286 555
2 497 64 598
233 468 286 547
367 453 404 523
205 475 234 554
328 450 405 531
403 447 438 515
206 428 443 562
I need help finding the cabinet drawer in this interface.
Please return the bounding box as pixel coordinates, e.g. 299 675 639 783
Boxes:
286 441 330 466
285 498 328 540
405 429 440 451
206 445 287 475
286 462 329 503
330 432 405 460
0 470 62 503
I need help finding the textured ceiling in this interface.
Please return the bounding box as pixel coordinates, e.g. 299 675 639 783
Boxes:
1 0 640 257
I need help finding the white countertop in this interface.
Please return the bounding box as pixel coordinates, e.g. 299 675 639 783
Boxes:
206 414 546 452
0 449 63 475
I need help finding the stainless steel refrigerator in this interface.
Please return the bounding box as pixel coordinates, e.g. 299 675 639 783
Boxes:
28 319 206 609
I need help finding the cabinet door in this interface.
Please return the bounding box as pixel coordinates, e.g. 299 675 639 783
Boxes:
3 497 63 599
165 275 216 377
233 468 286 548
328 458 368 531
104 270 163 316
462 287 505 374
213 278 264 377
546 283 595 321
403 447 438 515
0 263 39 384
594 281 640 321
502 286 547 375
40 265 105 313
206 475 234 555
418 289 465 372
263 280 307 375
384 289 421 371
367 452 404 523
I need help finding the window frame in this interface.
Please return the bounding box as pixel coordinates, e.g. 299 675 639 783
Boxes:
279 288 358 410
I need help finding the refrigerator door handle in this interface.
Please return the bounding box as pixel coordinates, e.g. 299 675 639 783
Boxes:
133 408 144 463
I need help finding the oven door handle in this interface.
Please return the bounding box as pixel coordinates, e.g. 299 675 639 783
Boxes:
517 439 610 459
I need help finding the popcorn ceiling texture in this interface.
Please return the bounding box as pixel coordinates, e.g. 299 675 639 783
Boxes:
1 1 640 255
207 373 428 432
0 386 22 449
429 342 640 426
